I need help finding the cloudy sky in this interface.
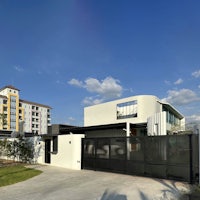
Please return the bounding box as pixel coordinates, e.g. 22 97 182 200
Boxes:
0 0 200 125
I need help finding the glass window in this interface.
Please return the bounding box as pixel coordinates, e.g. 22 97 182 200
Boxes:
117 100 137 119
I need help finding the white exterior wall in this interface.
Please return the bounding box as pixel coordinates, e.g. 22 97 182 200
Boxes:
39 107 48 134
37 134 85 170
84 95 161 126
147 112 167 136
0 88 19 96
51 134 84 170
22 102 32 133
33 136 45 163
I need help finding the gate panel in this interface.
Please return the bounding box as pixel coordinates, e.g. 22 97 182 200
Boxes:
144 137 167 179
82 135 198 183
110 138 126 172
82 139 95 169
127 137 145 175
167 135 191 181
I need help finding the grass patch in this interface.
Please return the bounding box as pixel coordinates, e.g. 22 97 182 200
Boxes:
0 165 42 187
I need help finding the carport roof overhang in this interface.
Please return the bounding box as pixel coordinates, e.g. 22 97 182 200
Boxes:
59 122 147 135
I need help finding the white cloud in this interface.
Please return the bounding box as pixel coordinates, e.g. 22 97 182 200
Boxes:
186 114 200 122
192 69 200 78
65 116 76 125
162 88 200 106
164 80 171 85
68 117 75 121
14 65 24 72
68 76 123 105
68 78 83 87
85 77 122 99
82 96 104 106
174 78 183 85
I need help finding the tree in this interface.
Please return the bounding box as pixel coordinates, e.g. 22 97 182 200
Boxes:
5 135 34 163
0 138 8 157
0 113 7 128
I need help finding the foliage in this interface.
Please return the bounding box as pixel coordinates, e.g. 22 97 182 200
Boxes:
0 139 8 157
0 165 42 187
0 136 34 163
0 113 7 127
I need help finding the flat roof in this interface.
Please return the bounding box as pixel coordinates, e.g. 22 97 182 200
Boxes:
20 99 52 109
59 122 147 135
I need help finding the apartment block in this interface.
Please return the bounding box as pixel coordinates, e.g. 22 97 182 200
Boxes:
0 85 51 135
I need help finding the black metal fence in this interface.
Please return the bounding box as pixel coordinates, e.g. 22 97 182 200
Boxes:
82 134 199 183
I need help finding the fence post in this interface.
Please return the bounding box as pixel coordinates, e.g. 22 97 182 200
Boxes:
199 132 200 185
189 134 193 184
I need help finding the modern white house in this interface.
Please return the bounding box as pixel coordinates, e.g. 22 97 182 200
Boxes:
84 95 185 137
34 95 185 170
0 94 185 168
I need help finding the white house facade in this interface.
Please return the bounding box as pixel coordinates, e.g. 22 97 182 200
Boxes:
84 95 185 136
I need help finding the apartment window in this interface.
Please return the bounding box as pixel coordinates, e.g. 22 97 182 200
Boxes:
10 96 16 102
3 99 7 104
117 100 137 119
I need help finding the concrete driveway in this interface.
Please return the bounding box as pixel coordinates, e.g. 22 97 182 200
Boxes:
0 165 190 200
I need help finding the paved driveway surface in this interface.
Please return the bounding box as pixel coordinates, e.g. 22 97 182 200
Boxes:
0 165 190 200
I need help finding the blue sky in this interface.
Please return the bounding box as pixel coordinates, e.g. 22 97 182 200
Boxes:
0 0 200 126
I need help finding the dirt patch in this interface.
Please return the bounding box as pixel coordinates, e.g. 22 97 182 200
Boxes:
0 159 23 167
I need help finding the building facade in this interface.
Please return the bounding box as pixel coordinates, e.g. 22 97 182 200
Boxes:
84 95 185 136
0 85 51 135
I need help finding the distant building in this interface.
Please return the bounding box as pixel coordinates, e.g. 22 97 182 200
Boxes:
0 85 51 135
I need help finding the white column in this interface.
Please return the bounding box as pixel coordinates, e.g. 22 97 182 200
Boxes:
126 122 130 160
126 122 130 137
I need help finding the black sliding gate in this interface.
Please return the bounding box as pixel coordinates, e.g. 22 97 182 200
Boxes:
82 135 199 183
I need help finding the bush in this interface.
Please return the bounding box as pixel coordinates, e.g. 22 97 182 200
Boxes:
1 136 34 163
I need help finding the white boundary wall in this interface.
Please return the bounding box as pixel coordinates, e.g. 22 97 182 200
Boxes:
37 134 85 170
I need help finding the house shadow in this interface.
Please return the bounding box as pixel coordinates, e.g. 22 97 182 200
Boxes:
100 189 127 200
138 178 191 200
